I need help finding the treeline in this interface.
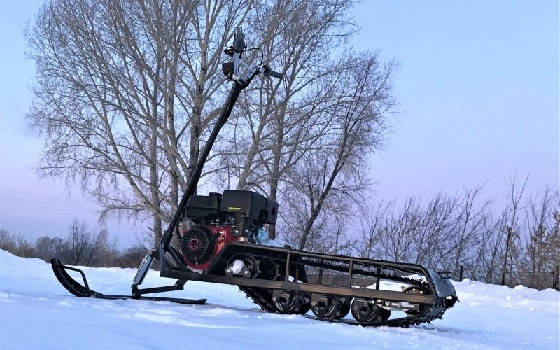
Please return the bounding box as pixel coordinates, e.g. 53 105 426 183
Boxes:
0 221 148 268
293 181 559 291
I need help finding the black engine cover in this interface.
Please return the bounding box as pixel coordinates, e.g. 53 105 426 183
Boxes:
220 190 278 225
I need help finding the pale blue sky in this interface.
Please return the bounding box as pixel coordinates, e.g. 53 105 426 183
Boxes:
353 0 558 200
0 1 558 246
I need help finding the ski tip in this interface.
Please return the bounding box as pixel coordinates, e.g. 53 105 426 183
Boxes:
50 258 93 297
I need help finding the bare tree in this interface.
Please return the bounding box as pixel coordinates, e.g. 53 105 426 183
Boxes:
499 177 527 285
91 229 118 266
35 236 71 262
547 209 560 289
358 188 494 279
28 0 257 246
519 186 560 288
0 228 17 253
356 200 392 259
278 53 394 251
354 179 560 291
28 0 385 250
67 220 95 265
117 245 150 267
213 0 364 242
449 188 489 277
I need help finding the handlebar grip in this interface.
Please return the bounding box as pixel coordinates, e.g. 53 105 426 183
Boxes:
233 28 246 53
263 65 283 80
267 70 283 80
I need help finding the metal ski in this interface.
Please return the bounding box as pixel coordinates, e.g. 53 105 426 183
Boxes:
50 259 206 305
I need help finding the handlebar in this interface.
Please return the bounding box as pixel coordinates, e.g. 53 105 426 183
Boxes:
267 70 283 80
263 65 283 80
223 27 282 84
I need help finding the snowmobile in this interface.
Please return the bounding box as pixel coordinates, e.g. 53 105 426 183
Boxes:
51 28 458 327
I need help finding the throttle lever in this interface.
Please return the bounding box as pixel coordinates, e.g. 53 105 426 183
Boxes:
263 64 283 80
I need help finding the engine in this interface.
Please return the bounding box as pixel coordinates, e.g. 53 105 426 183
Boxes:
178 190 278 271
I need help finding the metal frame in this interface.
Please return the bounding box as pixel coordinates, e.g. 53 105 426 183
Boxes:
156 242 455 304
126 27 456 312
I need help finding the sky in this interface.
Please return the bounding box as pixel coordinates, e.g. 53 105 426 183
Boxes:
0 1 558 248
352 0 558 201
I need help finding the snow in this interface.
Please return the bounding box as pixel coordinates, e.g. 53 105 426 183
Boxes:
226 259 245 275
0 250 558 350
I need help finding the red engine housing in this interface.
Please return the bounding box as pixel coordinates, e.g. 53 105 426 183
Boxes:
181 225 237 271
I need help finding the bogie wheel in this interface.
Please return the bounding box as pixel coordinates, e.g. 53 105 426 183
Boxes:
273 291 310 315
334 297 351 319
350 299 391 325
256 258 281 281
298 295 312 315
311 294 342 320
276 263 311 314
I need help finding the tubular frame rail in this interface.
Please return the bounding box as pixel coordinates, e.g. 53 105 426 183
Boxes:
158 242 456 306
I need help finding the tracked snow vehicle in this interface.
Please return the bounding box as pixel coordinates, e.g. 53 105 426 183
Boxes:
51 28 457 327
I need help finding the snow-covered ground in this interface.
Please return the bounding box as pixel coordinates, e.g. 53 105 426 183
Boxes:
0 250 558 350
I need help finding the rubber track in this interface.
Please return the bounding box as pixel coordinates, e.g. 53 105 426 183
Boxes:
239 276 451 327
239 287 277 313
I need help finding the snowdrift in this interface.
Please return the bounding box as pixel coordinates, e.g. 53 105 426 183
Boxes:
0 249 558 349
